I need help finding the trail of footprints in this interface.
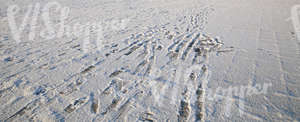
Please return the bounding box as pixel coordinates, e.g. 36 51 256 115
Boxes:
95 22 227 121
1 12 232 121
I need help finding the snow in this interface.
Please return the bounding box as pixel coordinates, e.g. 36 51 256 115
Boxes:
0 0 299 121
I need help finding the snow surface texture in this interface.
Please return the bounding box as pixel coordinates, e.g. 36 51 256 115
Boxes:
0 0 300 121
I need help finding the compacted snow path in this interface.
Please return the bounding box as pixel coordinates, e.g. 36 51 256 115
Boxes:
0 0 299 121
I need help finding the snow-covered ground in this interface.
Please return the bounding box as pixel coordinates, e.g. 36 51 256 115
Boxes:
0 0 299 121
